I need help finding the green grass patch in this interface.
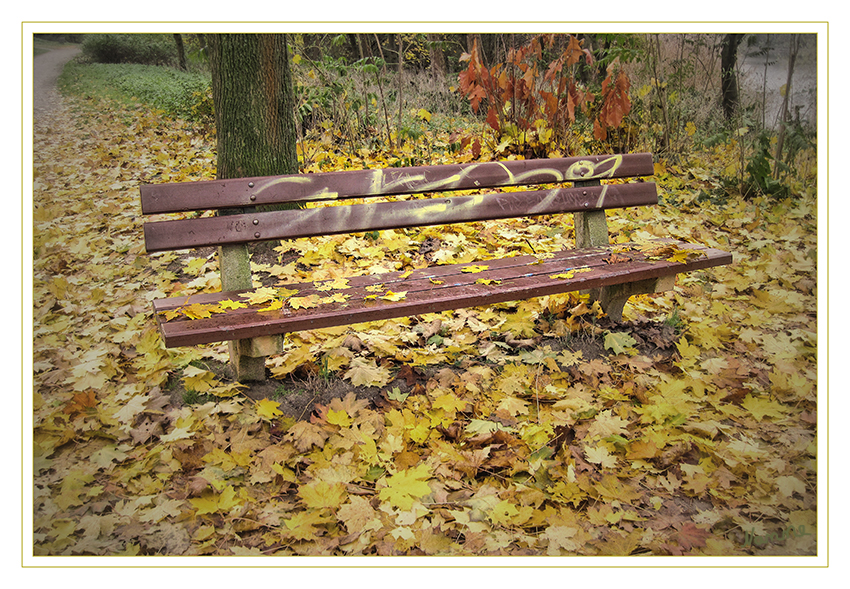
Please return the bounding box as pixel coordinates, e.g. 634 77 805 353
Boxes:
58 61 212 123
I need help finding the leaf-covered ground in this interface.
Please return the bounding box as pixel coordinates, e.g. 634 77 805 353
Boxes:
32 93 818 558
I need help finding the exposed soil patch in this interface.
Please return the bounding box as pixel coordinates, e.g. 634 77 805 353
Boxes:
164 312 681 421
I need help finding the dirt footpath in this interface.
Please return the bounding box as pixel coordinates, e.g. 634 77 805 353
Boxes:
33 46 81 116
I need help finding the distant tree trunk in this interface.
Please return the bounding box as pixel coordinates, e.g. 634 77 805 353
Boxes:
720 33 744 120
207 33 299 381
650 34 671 154
467 34 485 66
774 34 800 175
173 34 187 71
427 33 446 77
397 34 405 136
356 34 371 60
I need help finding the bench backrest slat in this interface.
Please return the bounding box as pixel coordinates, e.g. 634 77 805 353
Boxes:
140 153 654 214
143 182 657 252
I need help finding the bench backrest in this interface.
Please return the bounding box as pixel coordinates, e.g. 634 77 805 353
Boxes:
140 153 656 253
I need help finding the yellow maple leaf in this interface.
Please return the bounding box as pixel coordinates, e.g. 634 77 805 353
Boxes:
429 277 444 285
543 525 581 554
381 290 407 302
666 249 706 264
432 393 468 414
344 357 393 387
585 444 618 468
160 425 194 443
183 257 208 276
240 287 280 305
501 304 538 338
604 331 637 355
775 476 807 499
182 303 217 320
315 278 351 291
321 292 350 304
189 494 220 516
489 499 533 527
587 409 630 438
497 396 529 417
256 398 284 421
219 299 247 311
289 294 321 309
741 394 787 421
379 463 432 510
299 480 347 510
258 298 284 312
159 309 182 322
676 337 701 359
461 264 489 273
337 495 381 534
282 510 333 541
326 409 353 427
190 485 241 515
182 365 218 392
550 267 591 280
476 278 501 285
286 421 330 452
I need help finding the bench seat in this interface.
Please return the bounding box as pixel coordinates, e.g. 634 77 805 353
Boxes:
153 240 730 348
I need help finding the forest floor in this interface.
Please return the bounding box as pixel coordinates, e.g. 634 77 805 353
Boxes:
31 49 820 559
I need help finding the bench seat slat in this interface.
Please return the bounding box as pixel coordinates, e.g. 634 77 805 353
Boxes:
153 241 732 347
143 182 657 253
140 153 655 214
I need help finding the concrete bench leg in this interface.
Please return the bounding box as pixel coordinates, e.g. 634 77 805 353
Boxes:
219 240 282 381
232 335 283 381
590 275 676 321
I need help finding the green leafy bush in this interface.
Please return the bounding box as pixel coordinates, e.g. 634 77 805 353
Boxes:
81 34 177 66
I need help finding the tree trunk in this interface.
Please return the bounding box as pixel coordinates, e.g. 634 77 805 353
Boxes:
173 34 187 71
466 34 484 66
650 34 671 154
427 33 445 77
208 33 299 180
720 33 744 120
774 34 800 175
355 34 371 60
207 33 299 381
397 34 405 138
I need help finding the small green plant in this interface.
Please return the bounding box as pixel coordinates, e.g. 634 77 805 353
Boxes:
273 384 292 400
182 389 216 405
664 306 685 332
318 355 335 381
744 131 786 198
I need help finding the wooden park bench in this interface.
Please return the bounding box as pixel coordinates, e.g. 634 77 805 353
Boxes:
140 153 732 380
